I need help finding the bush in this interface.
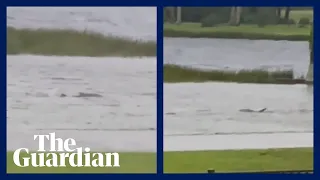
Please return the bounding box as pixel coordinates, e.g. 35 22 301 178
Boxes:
298 17 310 27
201 14 219 27
269 70 294 79
256 11 268 27
241 14 257 24
257 16 267 27
277 18 296 25
256 7 279 27
287 19 296 25
182 7 230 23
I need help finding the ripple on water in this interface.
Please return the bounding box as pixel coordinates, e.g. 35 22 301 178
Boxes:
7 55 156 152
164 82 313 151
164 38 310 78
7 7 156 41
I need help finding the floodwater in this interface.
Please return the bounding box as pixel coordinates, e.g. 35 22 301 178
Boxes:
164 38 310 78
164 38 313 151
7 7 156 152
164 81 313 151
7 55 156 152
7 7 156 41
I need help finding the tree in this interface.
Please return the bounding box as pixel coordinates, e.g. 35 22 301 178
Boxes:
229 7 242 26
176 7 182 24
165 7 175 23
276 7 282 17
284 7 291 22
228 7 236 25
235 7 242 25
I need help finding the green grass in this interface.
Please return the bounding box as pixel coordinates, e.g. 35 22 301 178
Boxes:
7 151 156 173
164 23 310 41
164 64 303 84
164 10 312 41
7 27 156 57
164 148 313 173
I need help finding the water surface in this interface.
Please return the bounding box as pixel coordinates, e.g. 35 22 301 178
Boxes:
7 7 156 41
164 82 313 151
164 38 309 78
7 55 156 152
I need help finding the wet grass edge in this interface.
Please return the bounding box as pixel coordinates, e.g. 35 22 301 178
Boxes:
7 27 156 57
164 64 307 84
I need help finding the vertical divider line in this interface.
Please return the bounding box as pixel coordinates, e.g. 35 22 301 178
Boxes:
2 6 7 174
156 5 164 175
313 5 317 174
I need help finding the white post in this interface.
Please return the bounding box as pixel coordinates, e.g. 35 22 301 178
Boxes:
306 27 313 85
176 7 182 24
306 63 313 84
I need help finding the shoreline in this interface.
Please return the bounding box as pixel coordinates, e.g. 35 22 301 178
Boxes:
7 27 156 57
164 24 310 41
164 64 310 85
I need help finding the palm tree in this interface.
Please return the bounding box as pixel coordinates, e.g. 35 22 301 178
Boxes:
176 7 182 24
284 7 291 22
276 7 282 17
235 7 242 25
229 7 242 26
228 7 236 25
165 7 175 23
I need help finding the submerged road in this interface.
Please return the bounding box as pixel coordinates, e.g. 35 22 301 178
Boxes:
7 55 157 152
164 82 313 151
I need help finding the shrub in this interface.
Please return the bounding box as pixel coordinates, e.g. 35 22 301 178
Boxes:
287 19 296 25
201 14 219 27
256 12 268 27
182 7 230 23
241 14 257 24
298 17 310 27
257 17 267 27
277 18 296 25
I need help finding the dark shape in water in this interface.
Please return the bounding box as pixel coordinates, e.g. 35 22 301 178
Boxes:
73 92 103 98
60 93 67 97
59 92 103 98
239 108 267 113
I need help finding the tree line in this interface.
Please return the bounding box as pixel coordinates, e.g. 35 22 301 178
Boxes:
164 7 312 27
